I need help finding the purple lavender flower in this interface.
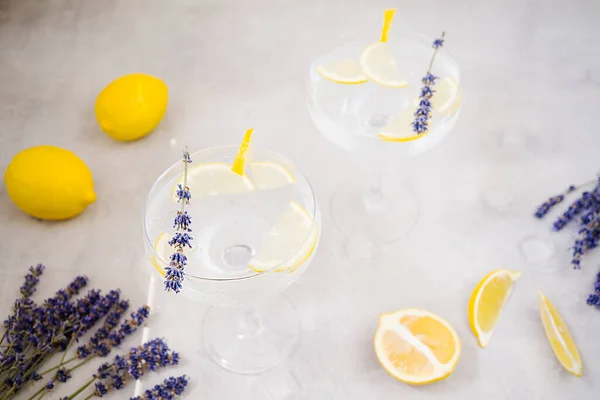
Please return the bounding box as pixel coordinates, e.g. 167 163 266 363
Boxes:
173 211 192 232
20 264 45 298
130 375 190 400
175 184 191 203
76 299 131 358
553 192 598 231
412 32 445 136
91 338 179 397
587 293 600 307
56 368 71 383
168 233 193 249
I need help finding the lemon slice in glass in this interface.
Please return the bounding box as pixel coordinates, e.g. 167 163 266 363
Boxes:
377 104 426 142
248 201 318 273
171 162 254 202
374 309 461 385
360 42 408 88
251 161 296 189
431 77 459 114
316 59 368 85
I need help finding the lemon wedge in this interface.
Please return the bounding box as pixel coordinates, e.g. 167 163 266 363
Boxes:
360 42 408 88
316 59 368 84
248 201 319 273
538 291 582 376
431 77 460 114
231 128 254 176
374 309 461 385
171 162 254 202
377 104 427 142
251 161 296 189
468 269 521 348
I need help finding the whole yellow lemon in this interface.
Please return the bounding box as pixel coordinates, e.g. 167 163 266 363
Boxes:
4 146 96 220
95 73 168 141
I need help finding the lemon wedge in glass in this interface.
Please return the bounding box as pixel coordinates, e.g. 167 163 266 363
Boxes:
248 201 318 273
316 59 368 84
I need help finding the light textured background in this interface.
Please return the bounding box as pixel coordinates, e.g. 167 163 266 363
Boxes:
1 0 600 399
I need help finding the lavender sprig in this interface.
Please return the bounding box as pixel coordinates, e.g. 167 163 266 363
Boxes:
587 271 600 307
67 338 179 399
20 265 45 298
411 32 445 135
130 375 189 400
165 149 193 294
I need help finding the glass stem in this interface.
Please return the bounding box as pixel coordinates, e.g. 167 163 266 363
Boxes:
365 162 384 206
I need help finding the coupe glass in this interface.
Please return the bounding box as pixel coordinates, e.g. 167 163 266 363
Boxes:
308 28 461 249
143 145 320 374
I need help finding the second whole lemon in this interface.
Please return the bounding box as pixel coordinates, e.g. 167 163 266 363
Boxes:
95 73 168 141
4 146 96 220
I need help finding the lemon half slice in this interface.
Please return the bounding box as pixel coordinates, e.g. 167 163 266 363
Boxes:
431 77 459 114
468 269 521 348
538 291 583 376
377 104 427 142
360 42 408 88
316 59 368 85
374 309 461 385
251 161 296 189
170 162 254 202
248 201 318 273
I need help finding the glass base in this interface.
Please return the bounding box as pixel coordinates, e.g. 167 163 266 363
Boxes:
203 295 300 374
329 175 419 245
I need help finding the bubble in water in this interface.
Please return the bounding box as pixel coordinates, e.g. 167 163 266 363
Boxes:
518 236 555 264
169 138 177 147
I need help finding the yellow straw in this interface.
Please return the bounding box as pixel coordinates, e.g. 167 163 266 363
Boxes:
380 8 396 43
231 128 254 176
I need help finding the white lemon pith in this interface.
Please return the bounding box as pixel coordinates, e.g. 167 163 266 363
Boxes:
360 42 408 88
468 269 521 348
316 59 368 84
374 309 461 385
538 291 583 377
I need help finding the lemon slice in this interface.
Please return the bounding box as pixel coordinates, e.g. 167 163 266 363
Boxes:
374 309 461 385
431 77 459 114
231 128 254 176
171 162 254 202
377 104 427 142
538 291 583 376
316 59 368 84
248 201 318 273
360 42 408 88
468 269 521 348
150 232 168 277
251 161 296 189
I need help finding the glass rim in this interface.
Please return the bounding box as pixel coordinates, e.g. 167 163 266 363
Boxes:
307 27 461 139
142 144 319 283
